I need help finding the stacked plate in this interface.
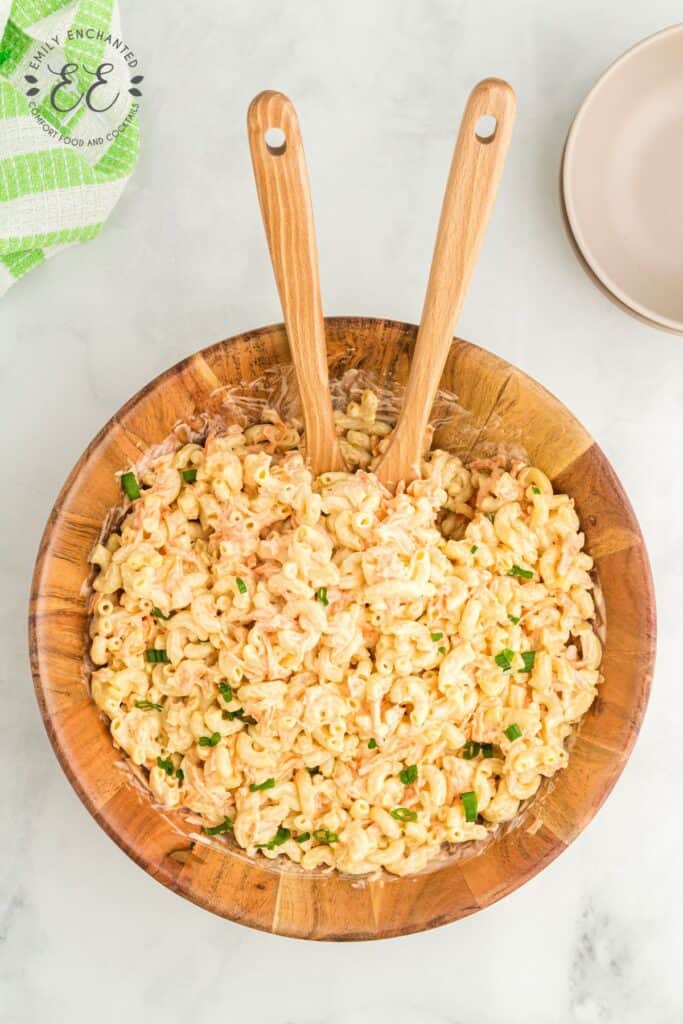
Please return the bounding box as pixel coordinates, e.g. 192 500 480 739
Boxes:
562 24 683 334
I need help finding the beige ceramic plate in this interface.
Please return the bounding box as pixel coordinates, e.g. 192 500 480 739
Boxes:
559 157 683 336
563 24 683 333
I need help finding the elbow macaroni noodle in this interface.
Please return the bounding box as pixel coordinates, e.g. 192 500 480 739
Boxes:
89 388 602 876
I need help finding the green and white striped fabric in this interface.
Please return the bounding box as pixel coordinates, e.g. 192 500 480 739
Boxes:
0 0 139 295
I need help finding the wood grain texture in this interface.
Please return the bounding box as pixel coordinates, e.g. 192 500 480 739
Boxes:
29 317 656 940
248 91 343 474
376 79 516 487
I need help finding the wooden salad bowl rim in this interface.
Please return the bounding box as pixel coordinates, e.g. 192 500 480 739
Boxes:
29 316 656 940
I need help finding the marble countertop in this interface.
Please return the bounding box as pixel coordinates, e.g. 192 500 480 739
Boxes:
2 2 682 1021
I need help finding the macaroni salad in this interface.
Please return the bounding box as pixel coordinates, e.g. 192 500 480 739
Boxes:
89 389 602 876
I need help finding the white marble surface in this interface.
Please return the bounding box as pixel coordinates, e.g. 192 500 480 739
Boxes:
2 1 683 1021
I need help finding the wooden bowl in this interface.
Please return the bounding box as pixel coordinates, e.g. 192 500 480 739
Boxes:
29 317 655 940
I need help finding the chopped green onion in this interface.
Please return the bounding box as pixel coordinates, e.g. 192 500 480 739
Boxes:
508 564 533 579
495 648 514 672
430 631 443 641
135 699 163 712
198 732 221 747
145 648 170 664
235 577 247 594
461 790 478 822
508 614 520 625
532 485 541 494
438 646 447 655
156 756 174 776
399 764 418 785
485 512 495 523
182 468 197 483
219 682 233 703
504 723 522 741
256 826 291 850
462 740 480 760
250 777 275 792
307 766 321 776
390 807 418 823
151 606 174 621
481 743 494 758
315 586 329 606
470 545 478 554
312 828 339 844
224 708 256 725
367 738 378 749
521 651 536 673
176 768 184 782
121 471 140 500
203 817 233 836
295 832 311 843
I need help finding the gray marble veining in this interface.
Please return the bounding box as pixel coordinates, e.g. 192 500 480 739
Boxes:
2 1 683 1021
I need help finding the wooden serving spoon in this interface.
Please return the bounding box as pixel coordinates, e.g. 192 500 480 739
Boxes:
248 91 344 474
375 78 516 487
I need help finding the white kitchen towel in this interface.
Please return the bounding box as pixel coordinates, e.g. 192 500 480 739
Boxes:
0 0 140 295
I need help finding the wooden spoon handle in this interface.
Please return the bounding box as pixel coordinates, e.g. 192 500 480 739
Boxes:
376 78 516 487
247 91 343 473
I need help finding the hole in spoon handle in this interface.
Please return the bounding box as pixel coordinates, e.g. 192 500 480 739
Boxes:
475 114 497 143
264 126 287 155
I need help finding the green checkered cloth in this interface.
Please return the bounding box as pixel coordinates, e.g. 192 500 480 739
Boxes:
0 0 139 295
